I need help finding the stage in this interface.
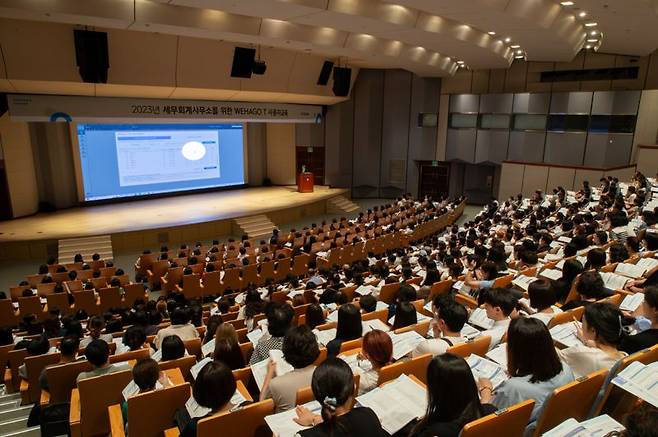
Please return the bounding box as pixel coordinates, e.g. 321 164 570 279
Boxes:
0 186 350 261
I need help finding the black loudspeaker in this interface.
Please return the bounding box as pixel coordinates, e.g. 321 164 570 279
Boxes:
73 30 109 83
317 61 334 85
332 67 351 97
231 47 256 78
252 60 267 75
0 93 7 118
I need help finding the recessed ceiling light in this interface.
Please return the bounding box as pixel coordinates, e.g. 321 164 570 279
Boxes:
585 44 592 49
560 1 574 5
585 22 597 27
488 31 496 35
516 50 523 54
578 11 587 17
456 60 465 64
590 30 598 35
504 37 511 42
515 55 525 59
510 45 521 48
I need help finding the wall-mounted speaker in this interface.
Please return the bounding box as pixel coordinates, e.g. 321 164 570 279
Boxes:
73 30 109 84
231 47 256 78
252 60 267 75
332 67 352 97
317 61 334 85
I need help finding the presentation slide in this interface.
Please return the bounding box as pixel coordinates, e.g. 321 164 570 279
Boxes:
76 123 245 201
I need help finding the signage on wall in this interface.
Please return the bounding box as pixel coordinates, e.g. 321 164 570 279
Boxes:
7 94 323 124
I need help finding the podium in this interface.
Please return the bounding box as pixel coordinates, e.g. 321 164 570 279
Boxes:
297 172 314 193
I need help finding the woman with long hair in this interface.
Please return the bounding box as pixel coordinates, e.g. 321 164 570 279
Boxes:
411 354 496 437
212 323 245 370
293 358 385 437
326 304 363 357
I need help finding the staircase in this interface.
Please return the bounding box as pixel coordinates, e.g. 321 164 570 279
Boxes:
327 196 360 214
0 390 39 437
234 215 276 241
58 235 114 264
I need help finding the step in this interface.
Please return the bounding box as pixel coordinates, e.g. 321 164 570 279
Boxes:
0 393 22 403
0 401 22 412
0 406 33 422
59 234 113 264
240 223 275 233
235 215 271 225
3 426 40 437
0 417 29 434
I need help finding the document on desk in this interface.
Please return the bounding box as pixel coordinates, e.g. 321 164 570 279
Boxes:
388 330 426 360
619 293 644 312
265 401 321 437
615 263 646 279
600 272 629 291
612 361 658 408
540 269 563 281
550 322 583 348
313 328 336 346
485 343 508 368
190 357 213 380
542 415 625 437
468 308 495 330
356 374 427 435
512 275 536 292
362 318 391 333
466 355 508 389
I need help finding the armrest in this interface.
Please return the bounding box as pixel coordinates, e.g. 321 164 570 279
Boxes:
40 390 50 406
3 369 13 393
164 427 180 437
19 379 29 405
146 269 154 279
69 388 81 437
108 404 126 437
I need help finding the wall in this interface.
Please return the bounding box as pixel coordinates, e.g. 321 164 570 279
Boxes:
246 123 267 186
0 114 39 217
497 161 637 200
266 123 296 185
636 146 658 177
633 90 658 162
323 69 441 198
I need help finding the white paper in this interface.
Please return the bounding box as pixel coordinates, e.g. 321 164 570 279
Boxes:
468 308 495 330
388 330 426 360
230 388 247 408
190 357 213 380
151 348 162 362
186 395 211 419
201 339 215 357
600 272 629 291
615 263 646 279
313 328 336 347
466 354 509 389
251 350 295 391
326 310 340 323
620 293 644 312
362 318 391 333
485 343 508 368
636 257 658 272
550 322 583 348
122 379 164 401
540 269 563 281
460 323 482 340
512 275 536 292
558 236 572 244
247 328 265 345
265 400 321 437
612 361 658 408
356 374 427 435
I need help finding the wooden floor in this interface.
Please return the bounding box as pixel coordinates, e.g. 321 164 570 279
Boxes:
0 186 349 243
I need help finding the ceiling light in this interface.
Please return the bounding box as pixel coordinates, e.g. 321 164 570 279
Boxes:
515 55 525 59
504 37 511 42
585 22 597 27
510 45 520 48
590 30 598 35
578 11 587 17
516 50 523 54
488 31 496 35
560 1 575 5
587 38 598 42
585 44 592 49
456 60 465 64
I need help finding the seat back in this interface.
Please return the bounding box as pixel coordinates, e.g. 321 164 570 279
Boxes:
98 287 122 313
532 369 608 436
159 355 197 382
127 383 191 436
109 348 150 364
73 290 100 315
446 336 491 359
46 293 72 315
37 283 57 297
78 369 133 436
0 299 18 328
492 274 514 289
24 352 61 403
547 306 585 328
182 274 203 300
460 400 535 437
197 398 275 437
338 338 363 354
201 271 223 296
377 353 432 385
123 283 147 308
45 360 93 403
291 254 310 277
184 338 202 359
6 348 28 392
428 279 453 301
18 296 43 320
379 283 401 305
274 258 292 282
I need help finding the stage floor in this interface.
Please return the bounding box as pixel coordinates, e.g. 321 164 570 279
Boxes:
0 186 349 243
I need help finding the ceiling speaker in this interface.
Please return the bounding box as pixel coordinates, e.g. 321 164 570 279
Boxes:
73 30 109 84
332 67 352 97
231 47 256 78
317 61 334 85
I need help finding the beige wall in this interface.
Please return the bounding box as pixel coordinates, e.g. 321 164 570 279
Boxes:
497 162 637 200
266 124 296 185
636 146 658 177
633 90 658 162
0 114 39 217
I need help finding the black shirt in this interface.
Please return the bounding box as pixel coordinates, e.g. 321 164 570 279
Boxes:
298 407 386 437
619 329 658 355
412 404 497 437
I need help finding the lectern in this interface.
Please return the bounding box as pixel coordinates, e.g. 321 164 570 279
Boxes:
297 172 314 193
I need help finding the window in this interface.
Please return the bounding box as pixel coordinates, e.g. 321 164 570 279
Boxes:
480 114 511 129
449 113 477 128
589 115 636 133
418 113 438 127
547 114 589 132
513 114 547 131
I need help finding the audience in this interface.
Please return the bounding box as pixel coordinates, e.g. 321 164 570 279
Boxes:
249 303 295 365
356 329 392 394
413 298 468 357
77 339 130 382
211 323 245 370
327 304 362 357
620 286 658 354
154 308 199 350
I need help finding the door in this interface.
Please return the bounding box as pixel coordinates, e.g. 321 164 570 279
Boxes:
418 162 450 199
296 146 325 185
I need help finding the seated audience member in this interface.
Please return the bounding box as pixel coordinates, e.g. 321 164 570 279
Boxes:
557 303 627 378
608 243 630 264
411 354 497 437
584 248 607 271
392 301 417 330
249 303 295 365
121 358 169 428
305 304 327 330
359 295 378 314
260 325 320 413
120 326 149 353
211 323 245 370
293 358 385 437
80 316 113 348
480 288 517 350
154 308 199 349
77 339 130 382
620 286 658 354
19 335 51 379
160 335 186 362
622 403 658 437
525 279 562 325
561 271 611 311
203 314 223 345
0 326 13 346
356 330 392 395
480 318 574 421
552 259 584 304
413 300 468 357
40 336 80 390
238 288 266 332
463 261 499 299
177 361 236 437
326 304 363 357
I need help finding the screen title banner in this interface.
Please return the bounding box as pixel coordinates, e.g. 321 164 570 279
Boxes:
7 94 323 124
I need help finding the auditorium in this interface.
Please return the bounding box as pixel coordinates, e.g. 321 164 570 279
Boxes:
1 1 658 436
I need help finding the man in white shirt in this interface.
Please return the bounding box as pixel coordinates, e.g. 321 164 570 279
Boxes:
154 307 199 350
412 300 468 358
480 288 517 351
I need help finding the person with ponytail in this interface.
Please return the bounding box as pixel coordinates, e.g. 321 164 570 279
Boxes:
557 302 628 378
411 353 496 437
293 358 385 437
